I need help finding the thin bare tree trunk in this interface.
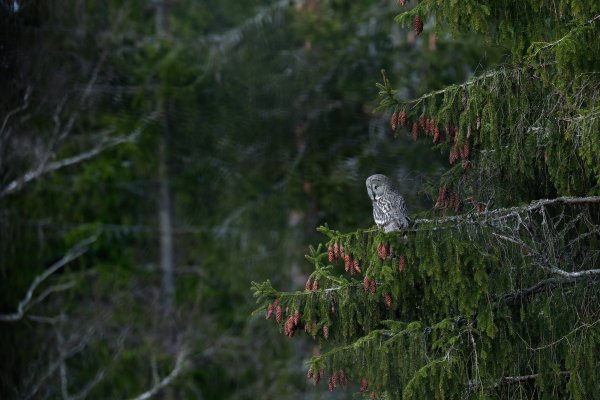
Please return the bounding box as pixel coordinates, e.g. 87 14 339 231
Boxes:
155 0 175 312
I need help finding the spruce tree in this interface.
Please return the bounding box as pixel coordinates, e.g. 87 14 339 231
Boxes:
253 2 600 399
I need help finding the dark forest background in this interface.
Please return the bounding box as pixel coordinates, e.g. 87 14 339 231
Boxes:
5 0 592 398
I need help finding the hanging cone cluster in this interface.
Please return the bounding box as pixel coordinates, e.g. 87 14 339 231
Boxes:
363 275 378 294
435 186 462 212
305 277 312 291
377 242 391 260
284 308 301 337
327 369 348 391
305 277 319 291
309 368 324 386
266 299 280 320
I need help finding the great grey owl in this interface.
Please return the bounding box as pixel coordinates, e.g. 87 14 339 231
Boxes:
366 174 410 232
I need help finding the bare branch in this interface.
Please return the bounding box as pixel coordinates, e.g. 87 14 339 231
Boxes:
492 232 600 278
0 112 158 198
501 277 576 303
413 196 600 228
0 235 98 322
128 347 188 400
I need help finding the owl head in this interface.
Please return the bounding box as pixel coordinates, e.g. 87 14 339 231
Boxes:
366 174 393 201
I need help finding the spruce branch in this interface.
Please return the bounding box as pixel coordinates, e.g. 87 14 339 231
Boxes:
377 64 549 112
528 13 600 59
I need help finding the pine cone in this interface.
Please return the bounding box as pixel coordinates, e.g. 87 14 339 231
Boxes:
333 241 340 259
460 139 471 160
433 126 441 144
385 292 392 308
412 121 419 141
275 305 283 324
312 279 319 291
307 367 314 379
435 185 447 208
331 371 338 388
328 244 335 263
344 253 352 272
449 145 459 164
266 302 274 319
313 373 321 386
391 111 399 131
369 278 377 294
384 243 391 259
399 110 407 127
353 258 361 274
363 275 370 292
399 255 406 272
339 243 345 259
360 377 369 392
413 15 423 35
323 325 330 339
328 375 334 391
377 243 385 260
419 113 426 128
284 315 295 336
293 308 300 326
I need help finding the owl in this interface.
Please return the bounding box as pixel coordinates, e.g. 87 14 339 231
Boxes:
366 174 410 233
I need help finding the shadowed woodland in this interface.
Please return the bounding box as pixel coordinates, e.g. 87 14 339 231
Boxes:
1 0 599 399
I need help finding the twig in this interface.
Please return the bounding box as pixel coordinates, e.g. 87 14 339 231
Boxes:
128 347 188 400
467 371 570 391
0 86 31 139
0 235 98 322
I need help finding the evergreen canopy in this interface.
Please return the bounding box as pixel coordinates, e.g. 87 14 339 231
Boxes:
253 2 600 399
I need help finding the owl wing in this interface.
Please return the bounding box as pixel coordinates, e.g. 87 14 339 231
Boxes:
389 193 410 228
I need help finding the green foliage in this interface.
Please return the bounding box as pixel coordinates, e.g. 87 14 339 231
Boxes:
254 2 600 399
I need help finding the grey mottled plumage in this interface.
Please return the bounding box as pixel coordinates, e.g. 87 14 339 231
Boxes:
366 174 410 232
